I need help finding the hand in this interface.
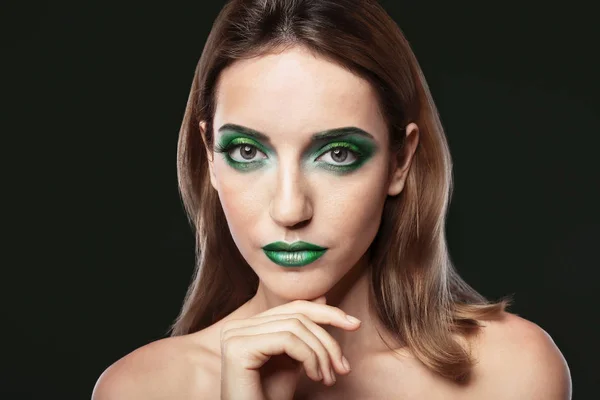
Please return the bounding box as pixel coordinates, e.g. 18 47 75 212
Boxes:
219 296 361 400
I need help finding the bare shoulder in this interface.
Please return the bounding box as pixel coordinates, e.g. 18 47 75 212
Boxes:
470 311 572 400
92 332 220 400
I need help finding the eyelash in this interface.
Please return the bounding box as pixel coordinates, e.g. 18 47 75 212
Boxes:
214 141 363 168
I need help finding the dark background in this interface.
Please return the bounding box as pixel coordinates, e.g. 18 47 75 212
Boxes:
4 0 598 399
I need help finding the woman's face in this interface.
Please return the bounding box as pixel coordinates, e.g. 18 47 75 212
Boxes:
203 46 413 301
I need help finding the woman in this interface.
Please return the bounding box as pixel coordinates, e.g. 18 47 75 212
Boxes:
93 0 571 398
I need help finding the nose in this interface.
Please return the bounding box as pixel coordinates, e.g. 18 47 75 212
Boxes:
269 164 313 228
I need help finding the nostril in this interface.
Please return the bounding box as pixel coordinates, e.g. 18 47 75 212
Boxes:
291 219 311 229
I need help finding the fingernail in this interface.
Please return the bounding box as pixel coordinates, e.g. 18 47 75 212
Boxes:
346 315 361 324
330 367 336 383
341 355 351 372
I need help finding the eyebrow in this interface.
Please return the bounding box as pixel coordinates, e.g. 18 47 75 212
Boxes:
217 123 375 144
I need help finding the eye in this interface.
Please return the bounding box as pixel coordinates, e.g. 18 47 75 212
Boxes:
228 143 267 163
315 146 359 166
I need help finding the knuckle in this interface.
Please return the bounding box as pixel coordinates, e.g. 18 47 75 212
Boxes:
221 329 233 343
220 325 235 341
221 335 241 355
220 321 235 337
286 317 304 329
283 330 296 340
292 312 308 322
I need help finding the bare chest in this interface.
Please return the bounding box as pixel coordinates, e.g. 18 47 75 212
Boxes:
201 354 484 400
292 353 478 400
190 329 486 400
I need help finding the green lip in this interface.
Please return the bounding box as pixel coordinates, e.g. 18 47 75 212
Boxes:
262 241 327 251
262 241 328 267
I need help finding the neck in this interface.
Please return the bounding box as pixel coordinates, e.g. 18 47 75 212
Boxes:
240 254 402 358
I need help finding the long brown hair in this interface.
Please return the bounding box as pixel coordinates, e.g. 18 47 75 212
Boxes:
170 0 511 382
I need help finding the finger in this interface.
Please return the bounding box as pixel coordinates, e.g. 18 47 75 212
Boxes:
222 331 323 382
222 317 341 385
255 300 362 331
312 296 327 304
222 313 349 376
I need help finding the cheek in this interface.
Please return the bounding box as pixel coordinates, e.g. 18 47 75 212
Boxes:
321 175 387 249
214 163 265 245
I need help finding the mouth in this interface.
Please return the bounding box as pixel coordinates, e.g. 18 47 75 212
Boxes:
262 241 328 267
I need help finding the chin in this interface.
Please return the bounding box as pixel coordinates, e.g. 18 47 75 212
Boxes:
262 272 333 301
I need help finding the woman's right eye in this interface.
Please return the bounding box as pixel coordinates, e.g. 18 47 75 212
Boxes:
228 144 268 163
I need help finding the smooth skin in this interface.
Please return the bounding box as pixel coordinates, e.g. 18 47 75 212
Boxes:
92 45 571 399
220 296 359 399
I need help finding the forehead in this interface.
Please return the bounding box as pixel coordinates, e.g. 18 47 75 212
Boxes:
213 47 386 140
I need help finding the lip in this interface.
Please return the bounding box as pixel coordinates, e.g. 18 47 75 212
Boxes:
262 241 327 251
262 241 328 267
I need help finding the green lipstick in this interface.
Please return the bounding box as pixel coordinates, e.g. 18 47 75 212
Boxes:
262 241 328 267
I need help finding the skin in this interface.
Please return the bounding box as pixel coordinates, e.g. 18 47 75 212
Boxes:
202 47 419 360
92 46 572 399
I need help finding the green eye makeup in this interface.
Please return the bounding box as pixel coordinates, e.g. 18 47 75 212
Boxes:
214 134 270 172
214 126 378 175
310 137 376 174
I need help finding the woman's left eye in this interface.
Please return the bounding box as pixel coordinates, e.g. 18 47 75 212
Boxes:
316 147 359 166
228 144 267 162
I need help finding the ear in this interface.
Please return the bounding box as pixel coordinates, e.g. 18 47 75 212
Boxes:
199 120 217 190
387 122 420 196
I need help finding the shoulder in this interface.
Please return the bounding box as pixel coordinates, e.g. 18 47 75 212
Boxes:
471 312 572 400
92 333 220 400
